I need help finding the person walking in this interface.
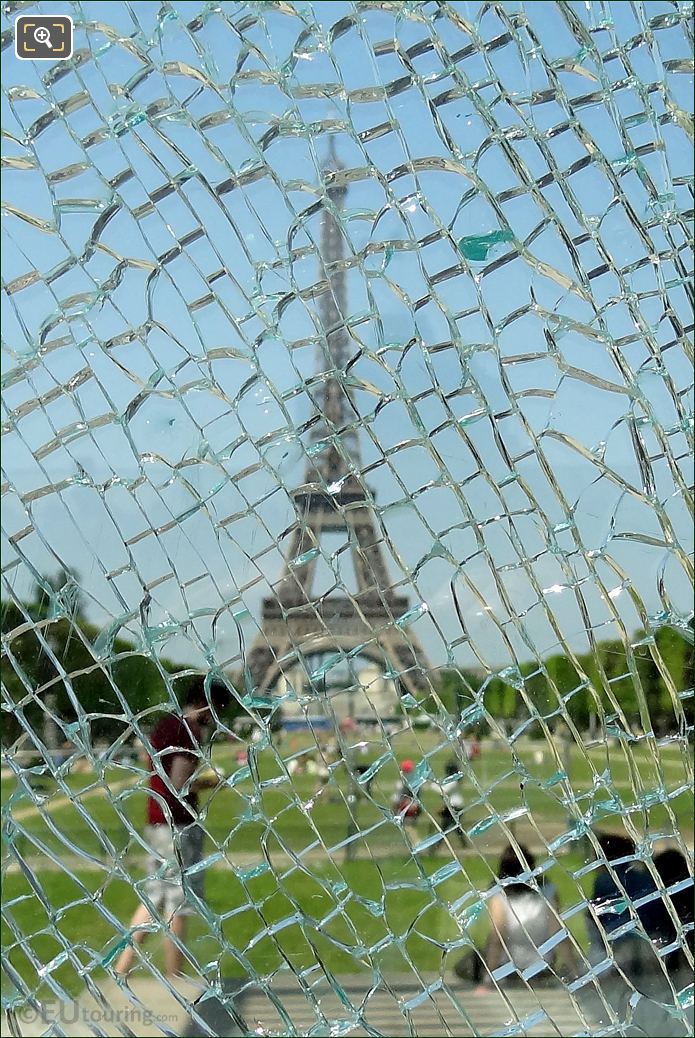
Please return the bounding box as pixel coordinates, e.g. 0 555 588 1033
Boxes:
437 761 466 845
115 677 230 979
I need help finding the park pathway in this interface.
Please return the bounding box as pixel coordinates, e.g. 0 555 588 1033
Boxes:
4 973 593 1037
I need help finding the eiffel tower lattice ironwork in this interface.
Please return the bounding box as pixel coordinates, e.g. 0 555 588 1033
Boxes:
247 144 431 706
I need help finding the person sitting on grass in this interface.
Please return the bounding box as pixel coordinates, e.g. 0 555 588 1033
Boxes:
114 676 230 980
456 843 571 988
587 831 662 981
583 833 690 1034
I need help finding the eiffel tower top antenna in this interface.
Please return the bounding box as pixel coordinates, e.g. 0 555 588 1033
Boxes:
311 136 358 482
326 133 339 166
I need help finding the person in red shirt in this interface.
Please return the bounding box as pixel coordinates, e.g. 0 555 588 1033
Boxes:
115 677 230 979
392 759 421 823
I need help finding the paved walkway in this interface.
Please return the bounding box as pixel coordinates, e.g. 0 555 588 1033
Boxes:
5 969 693 1037
228 977 587 1037
3 975 591 1037
3 837 568 875
8 778 131 823
5 824 693 875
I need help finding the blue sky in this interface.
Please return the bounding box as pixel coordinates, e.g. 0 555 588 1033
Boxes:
1 1 693 681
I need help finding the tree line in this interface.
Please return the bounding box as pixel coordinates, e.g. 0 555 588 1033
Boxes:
2 580 692 747
435 625 693 738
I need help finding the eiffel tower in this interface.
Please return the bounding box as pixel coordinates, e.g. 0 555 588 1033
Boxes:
247 142 430 712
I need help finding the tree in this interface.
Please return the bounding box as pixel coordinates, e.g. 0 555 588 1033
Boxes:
652 625 694 732
546 654 588 731
435 668 478 716
3 579 252 749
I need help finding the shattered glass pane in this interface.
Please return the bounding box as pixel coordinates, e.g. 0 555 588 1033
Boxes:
1 1 693 1036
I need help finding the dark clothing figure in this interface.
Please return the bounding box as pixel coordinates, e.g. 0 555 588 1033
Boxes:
591 859 660 936
582 834 693 1038
147 714 201 825
652 849 694 964
353 763 374 796
589 856 662 982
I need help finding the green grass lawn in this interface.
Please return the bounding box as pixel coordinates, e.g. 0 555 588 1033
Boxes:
4 738 691 865
2 736 691 1001
3 852 596 1000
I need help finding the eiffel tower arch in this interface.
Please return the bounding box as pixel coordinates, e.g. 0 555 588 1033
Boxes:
247 142 431 718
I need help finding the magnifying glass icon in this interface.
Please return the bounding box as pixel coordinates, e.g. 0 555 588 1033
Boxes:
34 26 52 48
